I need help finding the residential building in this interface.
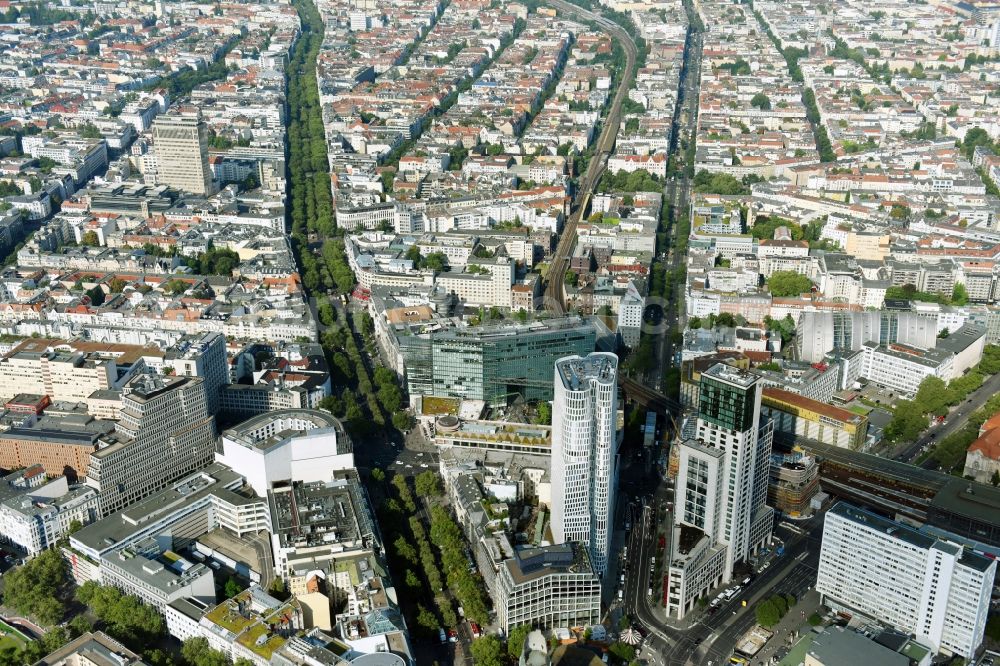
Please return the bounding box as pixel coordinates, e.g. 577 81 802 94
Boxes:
87 374 216 515
193 585 303 665
0 339 151 404
153 108 214 195
550 353 619 577
617 280 644 348
0 465 98 557
493 543 601 634
817 502 995 659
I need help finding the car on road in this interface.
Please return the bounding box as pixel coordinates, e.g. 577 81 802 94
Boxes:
438 628 447 644
447 629 458 643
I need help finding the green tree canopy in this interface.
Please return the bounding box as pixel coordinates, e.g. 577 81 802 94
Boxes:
693 170 750 195
470 635 504 666
885 399 928 443
507 624 532 659
1 549 70 625
750 92 771 110
181 637 231 666
767 271 812 297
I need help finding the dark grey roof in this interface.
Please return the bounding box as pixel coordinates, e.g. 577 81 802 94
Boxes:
807 627 908 666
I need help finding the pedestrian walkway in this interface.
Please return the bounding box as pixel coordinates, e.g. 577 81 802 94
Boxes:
751 590 823 665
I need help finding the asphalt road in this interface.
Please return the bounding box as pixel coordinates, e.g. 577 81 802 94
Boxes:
891 370 1000 467
543 0 639 314
646 27 702 393
621 490 825 666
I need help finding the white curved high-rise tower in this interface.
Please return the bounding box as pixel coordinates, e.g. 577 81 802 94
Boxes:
550 352 619 576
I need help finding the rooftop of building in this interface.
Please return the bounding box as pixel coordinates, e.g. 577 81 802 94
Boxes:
267 471 375 551
71 463 250 554
806 626 909 666
702 362 758 389
33 631 147 666
223 409 349 453
202 585 300 661
931 477 1000 542
762 387 866 426
502 542 596 586
103 542 212 595
830 501 994 572
124 373 201 402
2 411 117 445
434 416 551 450
5 338 163 365
935 323 987 355
555 352 618 391
864 341 953 368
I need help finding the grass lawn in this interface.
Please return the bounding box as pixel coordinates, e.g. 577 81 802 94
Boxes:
421 396 459 415
0 633 26 653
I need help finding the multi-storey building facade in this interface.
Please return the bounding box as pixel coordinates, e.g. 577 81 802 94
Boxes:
162 332 228 417
761 387 868 450
398 318 598 403
493 543 601 634
667 364 774 618
550 352 619 577
87 374 216 515
0 466 98 556
817 502 995 660
153 108 214 195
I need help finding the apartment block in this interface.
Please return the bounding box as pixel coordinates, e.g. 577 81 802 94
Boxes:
0 465 98 557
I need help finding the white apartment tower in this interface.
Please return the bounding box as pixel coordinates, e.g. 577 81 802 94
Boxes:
818 502 995 660
667 364 774 618
86 374 216 515
153 108 213 195
550 352 619 577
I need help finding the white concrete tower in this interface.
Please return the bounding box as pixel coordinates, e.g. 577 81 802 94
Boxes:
550 352 619 576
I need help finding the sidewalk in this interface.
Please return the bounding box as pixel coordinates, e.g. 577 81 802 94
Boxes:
751 590 823 665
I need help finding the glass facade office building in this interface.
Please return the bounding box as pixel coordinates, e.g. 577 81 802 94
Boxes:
399 318 598 403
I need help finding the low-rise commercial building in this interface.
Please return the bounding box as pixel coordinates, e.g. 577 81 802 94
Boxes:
493 543 601 634
761 388 868 450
